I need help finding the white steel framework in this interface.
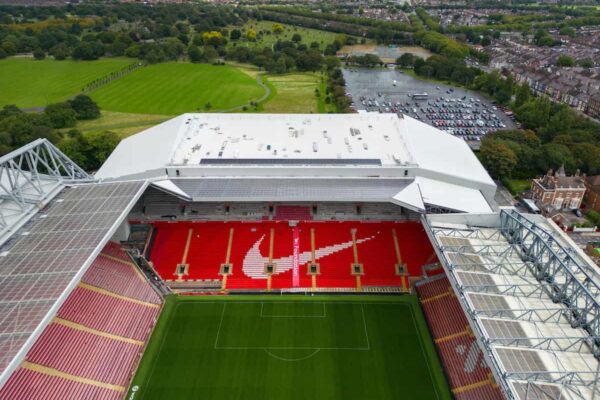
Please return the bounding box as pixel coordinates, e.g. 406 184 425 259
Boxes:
0 139 93 245
424 210 600 400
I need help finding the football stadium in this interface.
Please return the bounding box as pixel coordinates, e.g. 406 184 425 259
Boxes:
0 113 598 400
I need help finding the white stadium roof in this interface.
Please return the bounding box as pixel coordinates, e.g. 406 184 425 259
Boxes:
96 113 497 214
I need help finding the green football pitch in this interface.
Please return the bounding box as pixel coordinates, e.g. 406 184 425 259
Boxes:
128 295 450 400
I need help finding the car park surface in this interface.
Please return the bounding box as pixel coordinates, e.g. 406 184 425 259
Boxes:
343 68 516 148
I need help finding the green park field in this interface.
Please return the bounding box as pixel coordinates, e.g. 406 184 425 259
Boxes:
90 62 265 115
0 57 133 108
0 58 332 138
128 295 450 400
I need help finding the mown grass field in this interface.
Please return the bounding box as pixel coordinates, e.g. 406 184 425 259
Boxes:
128 295 450 400
263 72 332 113
222 63 334 114
72 111 170 138
0 57 133 108
90 62 265 115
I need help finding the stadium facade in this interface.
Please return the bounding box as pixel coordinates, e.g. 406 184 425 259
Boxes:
0 112 598 399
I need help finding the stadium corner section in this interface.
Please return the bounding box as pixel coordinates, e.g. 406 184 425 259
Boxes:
126 294 451 400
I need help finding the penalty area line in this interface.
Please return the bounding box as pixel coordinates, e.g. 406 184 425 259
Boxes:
263 348 321 362
213 302 227 350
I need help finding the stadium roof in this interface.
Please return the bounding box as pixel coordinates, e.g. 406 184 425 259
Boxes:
424 210 600 400
96 113 497 214
165 177 410 202
0 179 147 388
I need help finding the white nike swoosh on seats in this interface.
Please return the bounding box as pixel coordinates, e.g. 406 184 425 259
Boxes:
242 234 375 279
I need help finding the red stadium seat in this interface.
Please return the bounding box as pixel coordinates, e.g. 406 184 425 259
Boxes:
0 242 162 399
416 277 503 400
149 220 437 290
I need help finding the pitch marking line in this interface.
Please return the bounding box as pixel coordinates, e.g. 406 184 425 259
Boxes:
263 349 321 362
408 304 441 400
361 304 371 351
214 302 371 351
260 302 326 318
213 302 228 350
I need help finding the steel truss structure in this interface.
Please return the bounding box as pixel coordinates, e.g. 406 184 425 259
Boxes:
0 139 93 244
501 210 600 350
424 210 600 400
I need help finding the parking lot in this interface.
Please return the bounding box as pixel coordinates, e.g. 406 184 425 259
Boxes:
343 68 516 148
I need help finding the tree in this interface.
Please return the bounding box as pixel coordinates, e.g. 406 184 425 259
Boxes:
514 83 531 108
72 42 103 60
230 29 241 41
58 129 119 171
291 33 302 43
417 65 434 78
162 38 185 60
324 56 340 71
516 97 551 130
246 29 257 42
188 45 202 63
33 48 46 60
396 52 415 68
296 50 323 71
537 143 574 173
203 46 218 61
540 106 574 142
49 43 69 60
494 74 514 105
272 23 284 35
69 95 100 120
0 47 6 60
86 130 120 169
201 31 226 47
556 55 574 67
58 130 88 169
44 102 77 129
479 140 517 178
571 143 600 175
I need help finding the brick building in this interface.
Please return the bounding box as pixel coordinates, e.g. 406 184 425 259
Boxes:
584 175 600 212
531 166 586 210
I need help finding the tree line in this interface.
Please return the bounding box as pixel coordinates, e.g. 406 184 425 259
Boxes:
0 96 118 171
0 3 247 62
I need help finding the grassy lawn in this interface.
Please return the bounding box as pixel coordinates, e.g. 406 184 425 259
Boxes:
223 63 332 114
74 64 335 139
72 111 170 138
262 72 325 113
128 295 450 400
90 62 265 115
0 57 134 108
231 20 349 50
501 178 531 195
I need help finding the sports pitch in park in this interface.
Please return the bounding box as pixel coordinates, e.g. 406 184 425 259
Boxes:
90 62 265 115
128 296 451 400
0 57 133 108
0 59 265 114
